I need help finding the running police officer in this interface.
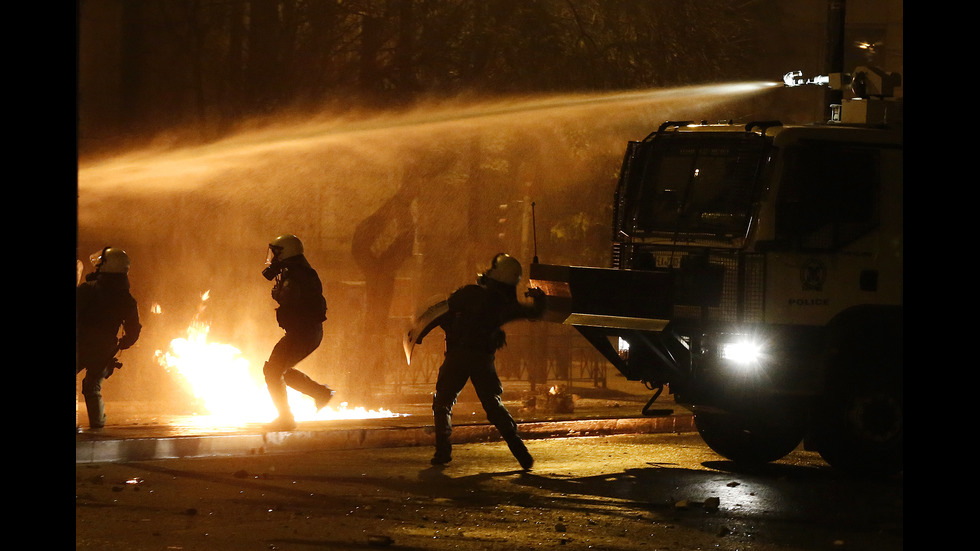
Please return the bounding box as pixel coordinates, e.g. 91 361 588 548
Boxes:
261 234 335 431
430 253 545 470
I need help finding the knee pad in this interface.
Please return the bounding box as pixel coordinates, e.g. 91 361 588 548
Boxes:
431 393 455 414
263 361 284 384
81 380 101 396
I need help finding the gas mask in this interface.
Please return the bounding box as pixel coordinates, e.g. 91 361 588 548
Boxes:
89 247 110 272
262 245 284 280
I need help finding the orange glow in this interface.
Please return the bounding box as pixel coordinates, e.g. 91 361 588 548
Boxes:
154 292 405 426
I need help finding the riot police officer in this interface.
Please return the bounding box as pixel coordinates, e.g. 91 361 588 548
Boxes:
431 253 545 470
76 247 141 430
261 234 335 431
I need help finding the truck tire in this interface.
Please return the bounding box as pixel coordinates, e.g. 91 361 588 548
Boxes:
694 408 806 465
812 308 903 476
812 379 903 476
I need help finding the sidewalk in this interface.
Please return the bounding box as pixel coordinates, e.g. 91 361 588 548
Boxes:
75 382 695 464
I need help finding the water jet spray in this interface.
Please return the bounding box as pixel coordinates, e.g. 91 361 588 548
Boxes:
79 81 779 422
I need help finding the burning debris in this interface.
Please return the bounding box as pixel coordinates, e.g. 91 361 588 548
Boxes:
521 385 576 414
153 291 407 427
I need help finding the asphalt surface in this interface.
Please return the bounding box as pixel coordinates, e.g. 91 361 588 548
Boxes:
75 384 695 464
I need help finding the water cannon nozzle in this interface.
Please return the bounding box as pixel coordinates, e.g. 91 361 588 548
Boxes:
784 66 901 99
782 70 804 87
783 70 830 88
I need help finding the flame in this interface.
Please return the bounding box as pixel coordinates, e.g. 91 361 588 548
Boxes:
154 292 406 427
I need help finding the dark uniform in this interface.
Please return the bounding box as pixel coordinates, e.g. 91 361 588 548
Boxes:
431 271 545 469
263 253 334 430
76 270 141 429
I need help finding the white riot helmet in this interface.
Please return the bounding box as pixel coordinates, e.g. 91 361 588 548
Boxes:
263 234 304 280
484 253 522 286
268 234 304 263
89 247 130 274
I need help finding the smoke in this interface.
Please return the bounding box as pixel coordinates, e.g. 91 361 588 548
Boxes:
78 82 777 411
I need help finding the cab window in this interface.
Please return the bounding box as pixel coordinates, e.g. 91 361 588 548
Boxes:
775 142 880 250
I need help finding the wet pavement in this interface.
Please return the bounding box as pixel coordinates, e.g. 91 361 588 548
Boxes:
75 383 695 464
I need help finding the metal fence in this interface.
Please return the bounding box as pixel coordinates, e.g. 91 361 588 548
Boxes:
386 327 608 392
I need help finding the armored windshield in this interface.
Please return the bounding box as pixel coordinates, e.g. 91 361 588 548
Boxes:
619 132 769 238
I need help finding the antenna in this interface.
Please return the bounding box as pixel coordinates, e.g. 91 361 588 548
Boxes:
531 201 538 264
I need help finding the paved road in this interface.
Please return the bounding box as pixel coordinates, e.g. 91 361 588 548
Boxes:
76 432 901 551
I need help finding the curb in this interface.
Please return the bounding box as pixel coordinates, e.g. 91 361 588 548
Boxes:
75 415 695 464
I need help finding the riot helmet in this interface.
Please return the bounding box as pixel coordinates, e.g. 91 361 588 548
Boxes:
268 234 304 263
263 234 304 280
89 247 130 274
484 253 522 286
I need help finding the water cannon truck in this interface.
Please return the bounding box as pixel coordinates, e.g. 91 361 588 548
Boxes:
528 65 903 476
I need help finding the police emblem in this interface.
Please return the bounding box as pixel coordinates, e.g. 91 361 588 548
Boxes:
800 258 826 291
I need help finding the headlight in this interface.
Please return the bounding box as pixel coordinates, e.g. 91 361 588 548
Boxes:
617 337 630 360
720 339 764 367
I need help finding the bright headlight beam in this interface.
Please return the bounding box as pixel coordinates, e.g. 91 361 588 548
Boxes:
617 337 630 360
618 337 630 353
721 341 762 365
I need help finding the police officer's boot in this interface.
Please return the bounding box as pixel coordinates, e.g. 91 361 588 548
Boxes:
265 363 297 431
282 369 335 411
266 413 296 431
431 435 452 466
83 392 106 430
431 394 454 465
505 435 534 471
81 372 107 430
315 388 335 411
